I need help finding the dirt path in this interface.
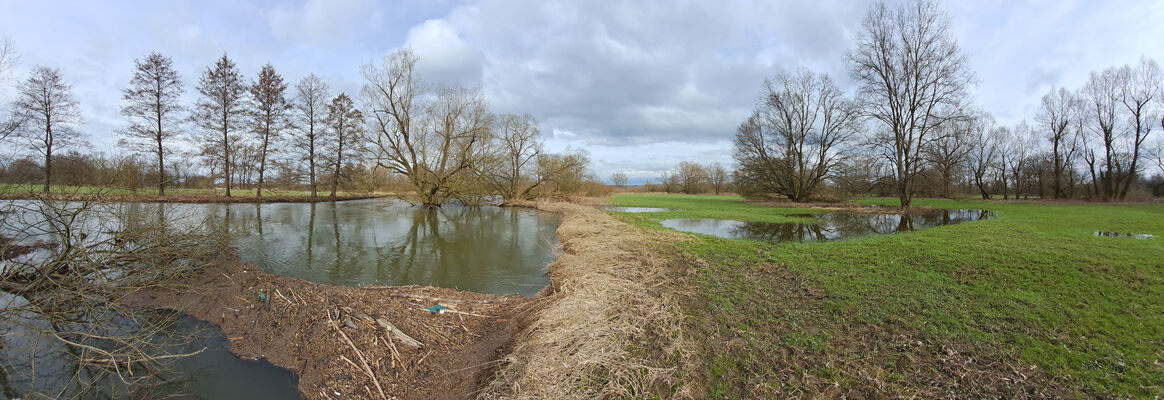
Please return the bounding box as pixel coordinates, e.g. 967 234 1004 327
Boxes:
125 251 537 400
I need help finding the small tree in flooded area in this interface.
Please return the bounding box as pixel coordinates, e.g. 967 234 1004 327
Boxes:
0 198 229 398
248 64 290 198
13 66 87 193
291 74 330 198
323 93 365 200
734 69 858 201
119 52 184 196
191 54 247 197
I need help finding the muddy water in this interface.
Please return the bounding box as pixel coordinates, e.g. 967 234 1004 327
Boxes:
661 209 993 243
196 199 561 296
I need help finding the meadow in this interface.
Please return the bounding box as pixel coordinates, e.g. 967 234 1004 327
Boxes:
609 193 1163 398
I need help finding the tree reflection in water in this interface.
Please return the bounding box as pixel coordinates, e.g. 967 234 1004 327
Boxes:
662 209 994 243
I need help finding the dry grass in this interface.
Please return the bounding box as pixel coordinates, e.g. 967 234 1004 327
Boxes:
479 201 692 399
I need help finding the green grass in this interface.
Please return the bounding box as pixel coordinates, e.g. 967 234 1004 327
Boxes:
609 193 1163 397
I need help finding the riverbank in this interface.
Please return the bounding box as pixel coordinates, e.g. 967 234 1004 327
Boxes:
125 250 534 400
479 200 693 398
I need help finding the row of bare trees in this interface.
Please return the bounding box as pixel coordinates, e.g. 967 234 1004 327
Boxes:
733 0 1164 206
648 162 731 194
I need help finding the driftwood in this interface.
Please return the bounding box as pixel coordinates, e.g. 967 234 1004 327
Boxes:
376 317 424 349
341 306 424 349
365 289 505 305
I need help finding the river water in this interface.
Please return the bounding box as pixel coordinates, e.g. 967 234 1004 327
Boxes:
0 198 562 398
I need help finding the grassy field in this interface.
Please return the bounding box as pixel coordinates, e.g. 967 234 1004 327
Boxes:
608 193 1163 398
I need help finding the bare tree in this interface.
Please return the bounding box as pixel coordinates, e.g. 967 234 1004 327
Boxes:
610 172 628 188
361 49 494 206
734 70 858 201
706 163 729 194
923 116 973 198
482 113 542 200
1116 57 1160 198
531 149 590 197
1006 121 1039 198
119 52 184 196
0 36 22 141
192 54 247 198
13 67 86 193
248 64 290 198
1036 87 1083 199
967 114 998 199
291 74 330 198
323 93 365 200
848 0 975 208
675 161 708 194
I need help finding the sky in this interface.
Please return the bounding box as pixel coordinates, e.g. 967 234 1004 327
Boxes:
1 0 1162 184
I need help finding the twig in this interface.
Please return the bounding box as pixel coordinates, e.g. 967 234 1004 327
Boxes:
331 320 387 399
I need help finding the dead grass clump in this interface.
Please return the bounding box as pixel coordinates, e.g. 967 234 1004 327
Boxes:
479 201 692 399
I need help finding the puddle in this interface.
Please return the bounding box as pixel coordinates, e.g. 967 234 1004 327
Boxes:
1093 231 1155 239
661 209 994 243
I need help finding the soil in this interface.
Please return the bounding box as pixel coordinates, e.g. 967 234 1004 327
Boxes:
124 249 540 400
0 193 386 204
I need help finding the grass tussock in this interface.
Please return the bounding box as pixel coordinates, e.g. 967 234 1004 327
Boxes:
479 201 692 399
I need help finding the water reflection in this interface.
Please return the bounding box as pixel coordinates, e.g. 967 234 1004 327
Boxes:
661 209 993 243
1093 231 1154 239
1 199 561 296
0 298 299 399
201 199 561 296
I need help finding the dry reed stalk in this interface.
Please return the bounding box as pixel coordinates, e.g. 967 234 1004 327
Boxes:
478 201 693 399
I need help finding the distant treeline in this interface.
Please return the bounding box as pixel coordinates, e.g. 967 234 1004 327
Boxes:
0 40 604 204
634 1 1164 204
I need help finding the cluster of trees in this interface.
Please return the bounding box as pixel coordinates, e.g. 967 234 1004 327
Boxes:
0 41 596 204
731 0 1164 206
639 161 731 194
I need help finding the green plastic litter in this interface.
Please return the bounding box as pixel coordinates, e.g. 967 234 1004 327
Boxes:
425 305 448 314
258 293 268 302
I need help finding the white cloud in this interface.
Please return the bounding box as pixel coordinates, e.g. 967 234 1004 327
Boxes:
403 19 485 87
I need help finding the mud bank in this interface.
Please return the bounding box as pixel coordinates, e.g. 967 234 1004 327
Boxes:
125 251 536 400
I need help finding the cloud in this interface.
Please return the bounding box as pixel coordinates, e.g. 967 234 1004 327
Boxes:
266 0 383 47
404 19 485 87
2 0 1164 181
